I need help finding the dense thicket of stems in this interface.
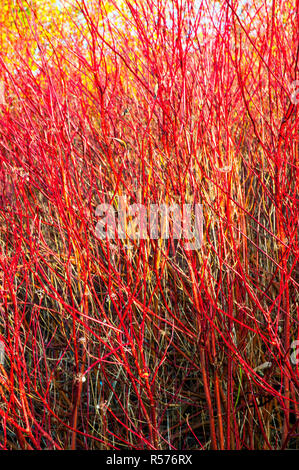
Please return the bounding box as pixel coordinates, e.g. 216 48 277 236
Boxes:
0 0 298 449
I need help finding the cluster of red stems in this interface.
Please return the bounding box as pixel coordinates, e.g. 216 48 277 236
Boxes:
0 0 298 450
